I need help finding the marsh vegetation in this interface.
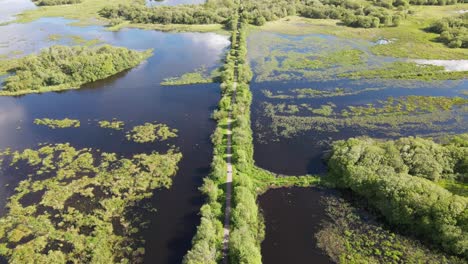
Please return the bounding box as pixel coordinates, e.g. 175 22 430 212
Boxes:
34 118 81 129
126 123 178 143
0 143 182 263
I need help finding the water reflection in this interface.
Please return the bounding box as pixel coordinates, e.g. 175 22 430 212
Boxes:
0 18 229 263
0 0 36 24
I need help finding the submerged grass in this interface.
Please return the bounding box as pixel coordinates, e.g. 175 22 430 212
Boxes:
255 4 468 60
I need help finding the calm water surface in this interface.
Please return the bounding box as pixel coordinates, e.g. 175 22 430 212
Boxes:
248 31 468 263
0 0 35 24
259 187 333 264
0 18 229 263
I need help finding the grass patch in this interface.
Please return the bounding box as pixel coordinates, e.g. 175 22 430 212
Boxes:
161 66 220 86
34 118 80 129
256 4 468 60
342 62 468 80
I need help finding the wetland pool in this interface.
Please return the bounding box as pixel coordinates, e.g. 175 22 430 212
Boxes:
249 30 468 263
0 17 229 263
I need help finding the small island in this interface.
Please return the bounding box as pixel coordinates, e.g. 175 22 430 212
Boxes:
1 45 152 96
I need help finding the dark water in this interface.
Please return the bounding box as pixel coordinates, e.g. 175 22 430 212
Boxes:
248 31 468 263
258 187 333 264
0 19 229 263
146 0 205 7
251 79 468 175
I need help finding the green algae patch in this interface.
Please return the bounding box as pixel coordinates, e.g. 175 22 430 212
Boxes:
34 118 80 129
126 123 178 143
0 45 152 96
0 143 182 263
98 119 125 130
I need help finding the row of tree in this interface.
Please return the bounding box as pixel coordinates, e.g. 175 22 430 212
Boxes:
3 45 151 95
428 13 468 48
98 0 410 29
184 9 263 263
328 135 468 257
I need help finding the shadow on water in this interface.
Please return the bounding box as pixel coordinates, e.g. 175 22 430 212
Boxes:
258 187 333 264
0 18 229 263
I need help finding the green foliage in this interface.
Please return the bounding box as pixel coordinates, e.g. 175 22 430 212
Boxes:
161 66 220 86
126 122 177 143
34 118 80 129
261 95 468 139
0 144 182 263
343 62 468 80
428 14 468 48
98 0 420 29
328 135 468 257
317 195 467 263
32 0 81 6
2 45 152 96
98 119 125 130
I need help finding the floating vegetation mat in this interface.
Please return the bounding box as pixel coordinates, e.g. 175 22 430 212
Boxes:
248 32 468 82
256 91 468 140
34 118 80 129
0 143 182 263
126 122 178 143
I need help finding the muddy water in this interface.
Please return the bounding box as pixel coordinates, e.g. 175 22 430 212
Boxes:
0 18 229 263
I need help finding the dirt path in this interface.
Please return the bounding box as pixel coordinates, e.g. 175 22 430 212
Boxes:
222 7 241 262
222 81 236 264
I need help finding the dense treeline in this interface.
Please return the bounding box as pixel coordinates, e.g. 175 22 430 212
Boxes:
182 10 240 264
99 1 234 25
184 8 263 263
99 0 410 29
428 13 468 48
32 0 81 6
328 135 468 257
2 45 151 96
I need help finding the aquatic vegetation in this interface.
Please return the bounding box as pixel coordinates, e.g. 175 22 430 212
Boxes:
428 13 468 48
0 143 182 263
126 123 177 143
161 66 220 86
262 87 383 99
261 96 468 138
98 119 125 130
327 136 468 256
343 62 468 80
1 45 152 96
34 118 80 129
316 195 466 263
